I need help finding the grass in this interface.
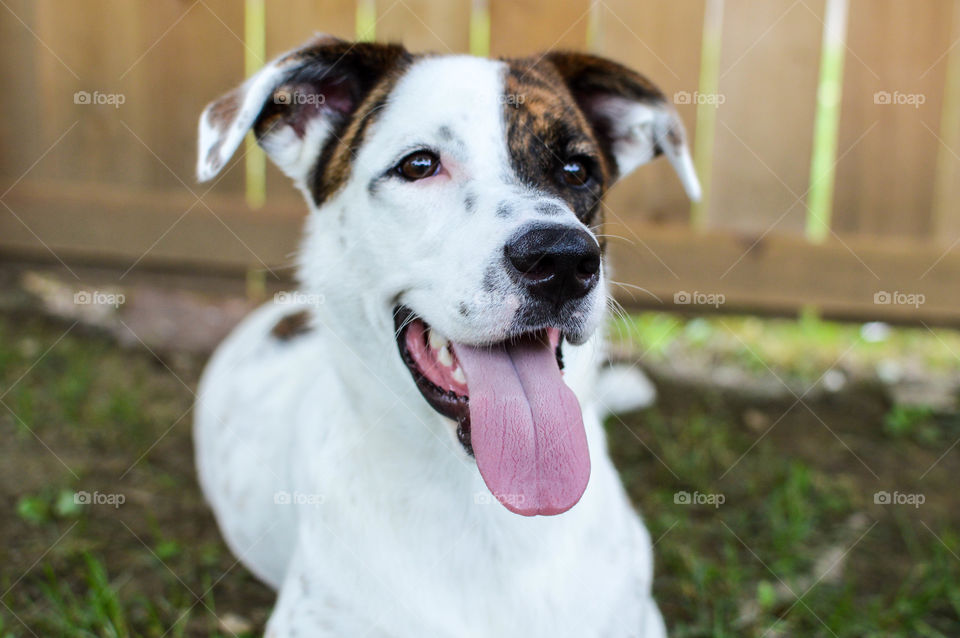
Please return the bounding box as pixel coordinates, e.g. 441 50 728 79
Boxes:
1 311 959 636
610 310 960 383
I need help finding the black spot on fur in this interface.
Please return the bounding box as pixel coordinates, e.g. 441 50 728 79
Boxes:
464 191 477 213
482 265 499 294
535 202 563 216
496 201 515 218
271 310 313 341
367 176 386 198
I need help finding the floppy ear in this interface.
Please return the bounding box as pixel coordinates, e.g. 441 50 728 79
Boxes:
197 35 409 185
545 52 701 201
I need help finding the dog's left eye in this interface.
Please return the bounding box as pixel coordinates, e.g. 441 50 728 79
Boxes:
396 151 441 181
560 157 593 188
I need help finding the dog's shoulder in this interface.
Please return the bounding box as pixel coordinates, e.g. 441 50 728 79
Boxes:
197 299 328 423
206 299 321 367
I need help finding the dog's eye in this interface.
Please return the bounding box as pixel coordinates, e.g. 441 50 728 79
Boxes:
396 151 441 181
560 158 592 188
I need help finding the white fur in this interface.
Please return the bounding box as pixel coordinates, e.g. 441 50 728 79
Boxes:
589 95 701 201
194 50 691 637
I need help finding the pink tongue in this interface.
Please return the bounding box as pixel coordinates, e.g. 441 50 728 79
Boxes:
451 335 590 516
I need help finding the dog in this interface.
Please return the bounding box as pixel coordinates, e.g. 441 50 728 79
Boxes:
194 34 700 637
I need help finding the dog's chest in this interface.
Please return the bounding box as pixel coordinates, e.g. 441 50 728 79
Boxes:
278 494 645 636
277 410 647 636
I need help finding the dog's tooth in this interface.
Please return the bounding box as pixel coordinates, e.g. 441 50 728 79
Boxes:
437 345 453 367
428 328 446 351
452 366 466 384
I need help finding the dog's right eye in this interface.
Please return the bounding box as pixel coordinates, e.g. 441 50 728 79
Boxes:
396 151 441 181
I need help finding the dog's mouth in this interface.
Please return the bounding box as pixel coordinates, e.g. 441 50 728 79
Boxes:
394 307 590 516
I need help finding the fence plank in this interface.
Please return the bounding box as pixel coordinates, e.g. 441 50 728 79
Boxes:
932 2 960 243
32 1 150 187
593 0 705 228
375 0 470 54
705 0 825 234
0 0 41 182
1 179 302 273
133 0 247 193
832 0 954 239
265 0 356 50
488 0 591 57
607 223 960 326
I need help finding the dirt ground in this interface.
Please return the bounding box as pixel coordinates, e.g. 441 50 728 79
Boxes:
1 310 959 637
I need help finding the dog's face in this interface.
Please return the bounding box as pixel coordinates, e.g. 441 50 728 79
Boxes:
198 37 699 516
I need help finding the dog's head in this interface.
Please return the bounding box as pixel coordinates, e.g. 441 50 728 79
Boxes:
198 36 699 516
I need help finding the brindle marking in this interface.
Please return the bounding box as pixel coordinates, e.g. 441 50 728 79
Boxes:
545 51 673 164
535 202 563 216
271 310 313 341
496 201 515 218
500 57 610 228
500 52 675 244
464 190 477 213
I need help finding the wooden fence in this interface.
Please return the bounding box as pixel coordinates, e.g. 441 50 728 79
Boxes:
2 0 960 325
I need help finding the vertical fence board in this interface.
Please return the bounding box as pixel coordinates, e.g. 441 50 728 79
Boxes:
133 0 247 193
832 0 954 239
932 1 960 243
593 0 705 229
33 0 148 187
375 0 470 54
0 0 41 182
706 0 825 235
489 0 590 57
265 0 356 50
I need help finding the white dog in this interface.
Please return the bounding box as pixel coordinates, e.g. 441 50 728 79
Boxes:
194 35 700 637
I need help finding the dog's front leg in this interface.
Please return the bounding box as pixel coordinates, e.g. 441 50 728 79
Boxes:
265 537 447 638
265 543 392 638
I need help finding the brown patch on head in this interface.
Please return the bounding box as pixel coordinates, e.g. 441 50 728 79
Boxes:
271 309 313 341
501 58 611 229
248 40 413 207
544 51 674 172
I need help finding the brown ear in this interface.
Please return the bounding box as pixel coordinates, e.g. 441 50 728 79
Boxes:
545 52 701 201
197 35 409 184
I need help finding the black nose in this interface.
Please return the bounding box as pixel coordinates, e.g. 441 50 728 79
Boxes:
505 225 601 304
